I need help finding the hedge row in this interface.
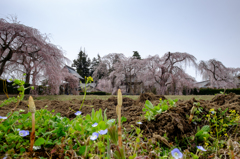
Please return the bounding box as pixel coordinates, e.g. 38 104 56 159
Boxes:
79 91 111 95
0 80 110 95
186 88 240 95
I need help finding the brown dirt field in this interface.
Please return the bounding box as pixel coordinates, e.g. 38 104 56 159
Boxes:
1 92 240 150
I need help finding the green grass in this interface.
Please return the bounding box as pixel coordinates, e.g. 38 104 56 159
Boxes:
33 95 139 101
0 95 215 103
32 95 215 101
166 95 214 101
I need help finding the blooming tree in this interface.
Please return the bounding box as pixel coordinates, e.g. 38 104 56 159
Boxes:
93 53 125 94
110 57 146 94
0 17 70 94
62 67 79 95
198 59 240 89
143 52 197 95
93 52 197 95
0 17 46 76
96 79 112 93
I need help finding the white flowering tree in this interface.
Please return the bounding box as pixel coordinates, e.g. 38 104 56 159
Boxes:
0 16 70 94
199 59 240 89
142 52 197 95
93 53 125 94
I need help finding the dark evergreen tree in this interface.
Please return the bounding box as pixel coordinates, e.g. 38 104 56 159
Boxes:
132 51 141 59
72 48 91 82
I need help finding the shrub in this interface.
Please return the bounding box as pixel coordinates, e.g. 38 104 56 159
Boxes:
188 88 240 95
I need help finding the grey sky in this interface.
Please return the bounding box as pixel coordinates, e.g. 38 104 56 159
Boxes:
1 0 240 81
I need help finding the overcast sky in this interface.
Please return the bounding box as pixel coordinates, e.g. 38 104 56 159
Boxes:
1 0 240 81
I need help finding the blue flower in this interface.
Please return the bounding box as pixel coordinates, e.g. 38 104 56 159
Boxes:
211 111 215 114
90 132 99 140
171 148 183 159
19 130 29 137
74 111 82 116
99 129 108 135
6 77 11 83
92 123 98 127
136 122 142 125
0 116 7 120
197 146 207 151
17 129 20 131
3 156 7 159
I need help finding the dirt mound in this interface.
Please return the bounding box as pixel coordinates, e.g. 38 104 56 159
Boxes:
137 92 166 103
139 97 195 143
1 92 240 145
107 96 136 107
139 93 240 145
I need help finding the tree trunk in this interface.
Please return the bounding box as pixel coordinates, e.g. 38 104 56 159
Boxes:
25 73 31 84
0 60 7 76
0 51 13 76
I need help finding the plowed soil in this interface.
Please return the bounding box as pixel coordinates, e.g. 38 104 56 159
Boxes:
1 92 240 158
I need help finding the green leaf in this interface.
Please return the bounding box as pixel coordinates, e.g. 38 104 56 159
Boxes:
129 154 137 159
20 147 26 153
98 109 103 121
162 105 168 111
35 137 46 146
136 128 141 135
91 108 95 120
74 122 82 131
221 108 228 116
85 114 91 121
156 109 162 114
104 108 108 122
200 125 210 132
45 140 54 146
78 146 86 155
5 133 19 144
121 116 127 123
136 137 140 143
145 100 154 111
195 125 210 141
99 121 107 130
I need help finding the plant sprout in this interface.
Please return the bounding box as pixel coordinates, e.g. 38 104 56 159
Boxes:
28 96 36 152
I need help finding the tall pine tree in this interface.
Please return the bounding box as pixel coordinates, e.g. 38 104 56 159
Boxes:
72 48 91 82
132 51 141 59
